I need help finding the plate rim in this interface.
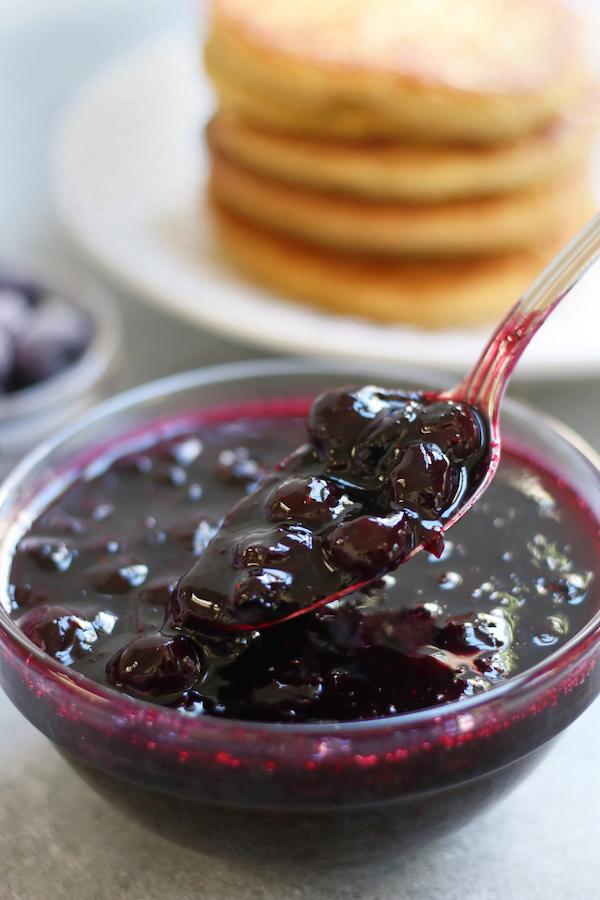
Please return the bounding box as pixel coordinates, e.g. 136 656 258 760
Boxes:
52 28 600 382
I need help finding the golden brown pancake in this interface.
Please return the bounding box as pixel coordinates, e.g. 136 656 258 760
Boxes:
209 149 595 256
210 200 588 328
207 101 599 202
205 0 588 142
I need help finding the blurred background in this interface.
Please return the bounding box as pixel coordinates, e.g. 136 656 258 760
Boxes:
0 0 265 388
1 0 599 426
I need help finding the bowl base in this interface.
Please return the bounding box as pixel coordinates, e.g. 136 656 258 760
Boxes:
59 743 553 867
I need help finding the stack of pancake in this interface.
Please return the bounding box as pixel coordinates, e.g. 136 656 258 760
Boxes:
204 0 598 328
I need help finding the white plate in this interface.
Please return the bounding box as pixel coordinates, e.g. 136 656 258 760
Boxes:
53 30 600 380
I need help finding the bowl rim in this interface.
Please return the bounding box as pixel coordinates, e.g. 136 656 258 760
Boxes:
2 355 600 736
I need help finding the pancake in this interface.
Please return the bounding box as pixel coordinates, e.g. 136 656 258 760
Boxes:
209 149 595 257
206 100 599 202
205 0 588 142
210 200 584 329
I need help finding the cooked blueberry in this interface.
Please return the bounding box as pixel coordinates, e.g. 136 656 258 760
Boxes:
167 513 219 554
354 410 413 480
436 612 508 655
277 442 322 476
36 512 87 536
362 606 438 657
324 514 413 581
84 555 148 594
138 576 178 607
265 476 342 524
307 386 369 470
19 605 97 664
234 526 313 570
417 402 483 461
415 519 445 557
17 537 74 572
216 447 264 487
231 569 295 622
176 564 303 631
107 633 201 701
92 610 118 635
391 442 458 514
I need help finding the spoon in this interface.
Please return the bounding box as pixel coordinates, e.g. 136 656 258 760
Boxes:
172 211 600 633
435 207 600 529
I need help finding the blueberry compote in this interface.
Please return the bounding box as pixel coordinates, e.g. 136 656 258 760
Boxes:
173 386 487 631
9 391 600 724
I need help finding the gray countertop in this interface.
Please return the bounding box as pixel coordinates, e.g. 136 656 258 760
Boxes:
2 2 600 897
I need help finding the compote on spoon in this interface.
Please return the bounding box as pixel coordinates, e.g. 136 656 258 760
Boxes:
170 212 600 634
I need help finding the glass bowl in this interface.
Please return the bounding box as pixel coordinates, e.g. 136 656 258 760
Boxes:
1 358 600 868
0 266 122 474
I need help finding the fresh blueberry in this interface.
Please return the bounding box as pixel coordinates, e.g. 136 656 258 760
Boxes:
12 297 92 388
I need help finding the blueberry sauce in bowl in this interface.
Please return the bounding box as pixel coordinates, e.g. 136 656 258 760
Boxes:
2 360 600 866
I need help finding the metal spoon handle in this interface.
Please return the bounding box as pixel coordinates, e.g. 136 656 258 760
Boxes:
453 209 600 421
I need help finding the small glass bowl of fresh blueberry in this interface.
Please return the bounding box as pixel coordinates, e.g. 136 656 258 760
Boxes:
0 267 121 469
1 359 600 867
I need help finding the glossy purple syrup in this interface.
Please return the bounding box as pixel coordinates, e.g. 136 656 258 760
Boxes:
173 386 487 631
9 397 600 723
